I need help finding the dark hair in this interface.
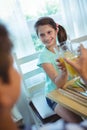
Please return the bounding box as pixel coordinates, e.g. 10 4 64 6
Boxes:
0 24 13 83
34 16 67 44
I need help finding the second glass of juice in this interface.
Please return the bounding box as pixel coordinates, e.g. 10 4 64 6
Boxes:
64 51 79 78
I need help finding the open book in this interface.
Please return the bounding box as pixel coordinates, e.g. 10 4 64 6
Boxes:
58 77 87 106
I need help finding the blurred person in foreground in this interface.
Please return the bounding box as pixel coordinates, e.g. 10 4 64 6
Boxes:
0 23 21 130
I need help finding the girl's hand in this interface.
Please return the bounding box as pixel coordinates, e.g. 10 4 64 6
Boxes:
56 58 68 89
56 58 67 72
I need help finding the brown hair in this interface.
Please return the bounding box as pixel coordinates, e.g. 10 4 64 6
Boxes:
0 24 13 83
34 17 67 44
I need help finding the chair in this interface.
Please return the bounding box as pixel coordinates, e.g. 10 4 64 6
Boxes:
13 52 60 127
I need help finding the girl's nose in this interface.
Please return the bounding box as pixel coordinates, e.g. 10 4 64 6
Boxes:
45 34 50 41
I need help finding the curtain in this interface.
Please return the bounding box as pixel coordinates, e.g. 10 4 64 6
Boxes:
0 0 35 58
60 0 87 39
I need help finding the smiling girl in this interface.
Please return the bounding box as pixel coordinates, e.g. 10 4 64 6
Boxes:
34 17 82 123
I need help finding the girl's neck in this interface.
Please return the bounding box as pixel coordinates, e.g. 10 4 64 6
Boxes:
46 45 56 53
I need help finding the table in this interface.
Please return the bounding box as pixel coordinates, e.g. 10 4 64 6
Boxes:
47 89 87 118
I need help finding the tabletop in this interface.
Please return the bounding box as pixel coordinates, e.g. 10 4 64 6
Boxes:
47 89 87 118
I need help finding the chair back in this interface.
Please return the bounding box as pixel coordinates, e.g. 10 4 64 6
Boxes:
13 52 45 97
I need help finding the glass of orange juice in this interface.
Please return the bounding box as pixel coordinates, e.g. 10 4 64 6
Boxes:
54 41 80 78
64 53 79 78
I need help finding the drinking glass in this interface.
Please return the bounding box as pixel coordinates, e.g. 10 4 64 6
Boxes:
54 41 80 79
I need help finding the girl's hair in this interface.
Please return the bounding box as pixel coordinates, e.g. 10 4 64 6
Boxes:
0 24 13 83
34 17 67 44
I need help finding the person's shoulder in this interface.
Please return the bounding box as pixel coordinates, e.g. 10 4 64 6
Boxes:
39 47 48 57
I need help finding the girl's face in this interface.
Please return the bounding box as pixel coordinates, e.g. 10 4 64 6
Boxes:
37 25 57 49
0 55 21 109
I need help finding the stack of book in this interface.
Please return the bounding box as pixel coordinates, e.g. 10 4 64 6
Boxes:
58 77 87 106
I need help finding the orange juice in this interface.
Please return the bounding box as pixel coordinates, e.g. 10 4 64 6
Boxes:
59 57 65 64
58 57 66 68
59 51 79 77
65 57 79 77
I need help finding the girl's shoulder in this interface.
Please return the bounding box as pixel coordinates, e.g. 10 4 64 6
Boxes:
39 47 49 57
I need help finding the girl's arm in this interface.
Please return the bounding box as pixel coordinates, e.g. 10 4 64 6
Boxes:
42 63 68 89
